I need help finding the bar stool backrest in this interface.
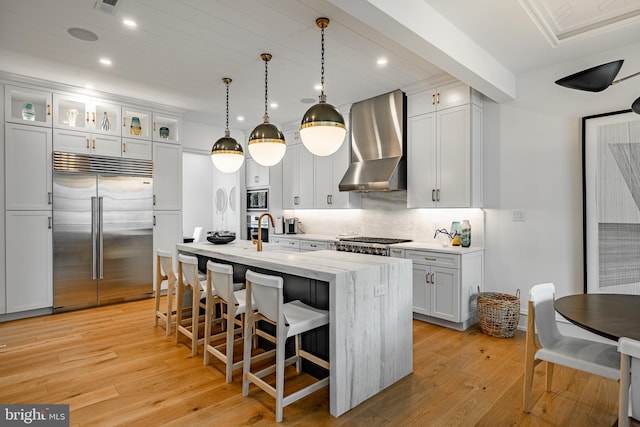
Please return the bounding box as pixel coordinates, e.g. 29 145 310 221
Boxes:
246 269 283 324
158 249 176 284
178 253 200 288
207 261 234 302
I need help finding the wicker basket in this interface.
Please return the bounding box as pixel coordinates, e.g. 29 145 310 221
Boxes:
477 288 520 338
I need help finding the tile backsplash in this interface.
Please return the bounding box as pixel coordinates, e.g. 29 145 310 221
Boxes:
284 191 485 247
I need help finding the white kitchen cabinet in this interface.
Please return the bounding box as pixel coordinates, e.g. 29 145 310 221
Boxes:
153 141 182 210
122 138 152 160
407 82 480 116
270 235 301 251
53 128 122 157
282 143 314 209
245 157 270 188
5 85 52 127
5 210 53 313
5 123 52 210
52 94 121 137
153 210 183 286
152 112 181 143
314 137 354 208
407 102 483 208
122 106 152 140
405 248 483 331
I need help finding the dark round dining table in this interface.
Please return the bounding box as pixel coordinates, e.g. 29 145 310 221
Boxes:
554 294 640 341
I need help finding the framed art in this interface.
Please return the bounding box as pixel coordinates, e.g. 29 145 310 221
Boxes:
583 109 640 294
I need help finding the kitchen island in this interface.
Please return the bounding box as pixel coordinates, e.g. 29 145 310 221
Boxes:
177 240 413 417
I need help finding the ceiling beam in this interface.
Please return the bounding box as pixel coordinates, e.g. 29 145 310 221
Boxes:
329 0 516 102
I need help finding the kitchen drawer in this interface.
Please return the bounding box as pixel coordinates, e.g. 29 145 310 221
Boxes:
272 237 300 250
405 250 460 269
300 240 328 251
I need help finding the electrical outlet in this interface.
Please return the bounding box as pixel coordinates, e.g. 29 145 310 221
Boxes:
374 285 386 297
512 209 527 222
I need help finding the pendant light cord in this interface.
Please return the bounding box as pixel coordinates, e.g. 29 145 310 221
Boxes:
263 57 269 122
320 24 325 100
225 80 230 134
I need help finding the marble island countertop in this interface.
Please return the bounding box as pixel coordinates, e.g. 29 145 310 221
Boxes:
176 239 413 418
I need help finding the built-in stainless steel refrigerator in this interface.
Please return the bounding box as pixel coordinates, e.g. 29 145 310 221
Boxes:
52 152 154 312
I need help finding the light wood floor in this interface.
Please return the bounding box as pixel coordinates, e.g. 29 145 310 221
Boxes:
0 297 635 426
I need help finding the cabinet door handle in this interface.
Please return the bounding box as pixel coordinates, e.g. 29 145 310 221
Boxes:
47 104 51 116
432 189 436 202
425 272 429 284
153 195 156 206
91 112 96 124
436 189 440 202
432 93 436 106
122 141 126 153
153 215 156 226
48 192 52 205
254 175 259 183
436 92 440 105
123 117 126 127
48 216 52 229
86 112 90 123
86 138 90 149
153 121 157 132
92 139 96 150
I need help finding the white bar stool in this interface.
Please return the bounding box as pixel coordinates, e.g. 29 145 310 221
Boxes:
242 269 330 422
155 249 177 336
176 253 216 356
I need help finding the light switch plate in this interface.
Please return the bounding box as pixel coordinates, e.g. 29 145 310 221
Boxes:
512 209 527 222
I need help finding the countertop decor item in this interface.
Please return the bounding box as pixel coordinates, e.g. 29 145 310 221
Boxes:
300 17 346 156
206 231 236 244
211 78 244 173
247 53 286 167
130 116 142 136
460 220 471 247
22 102 35 121
450 221 461 246
100 112 110 132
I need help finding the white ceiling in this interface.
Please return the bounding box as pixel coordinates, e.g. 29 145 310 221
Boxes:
1 0 639 132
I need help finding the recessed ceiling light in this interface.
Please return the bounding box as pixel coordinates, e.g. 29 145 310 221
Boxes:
99 57 112 66
84 84 94 89
68 27 99 42
377 58 388 66
270 102 278 109
236 115 245 122
314 84 322 91
123 18 137 28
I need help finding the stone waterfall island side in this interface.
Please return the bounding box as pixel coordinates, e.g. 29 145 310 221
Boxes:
177 240 413 417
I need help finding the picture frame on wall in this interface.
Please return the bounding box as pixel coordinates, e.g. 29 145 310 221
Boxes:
583 109 640 294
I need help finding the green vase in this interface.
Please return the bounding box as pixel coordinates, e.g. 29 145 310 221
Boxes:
130 116 142 136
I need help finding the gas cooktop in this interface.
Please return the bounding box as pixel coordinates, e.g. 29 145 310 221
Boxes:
338 237 412 244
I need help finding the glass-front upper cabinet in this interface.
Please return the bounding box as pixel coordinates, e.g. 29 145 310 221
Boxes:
122 106 151 140
52 94 121 137
5 85 53 127
152 112 181 143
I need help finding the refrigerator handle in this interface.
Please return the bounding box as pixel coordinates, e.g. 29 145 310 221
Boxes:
98 196 104 279
91 196 97 280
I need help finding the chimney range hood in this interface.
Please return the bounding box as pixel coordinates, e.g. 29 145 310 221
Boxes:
339 89 406 192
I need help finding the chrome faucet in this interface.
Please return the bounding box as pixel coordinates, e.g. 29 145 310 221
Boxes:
253 212 274 252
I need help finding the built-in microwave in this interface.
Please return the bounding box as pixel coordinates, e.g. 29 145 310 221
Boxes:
247 189 268 211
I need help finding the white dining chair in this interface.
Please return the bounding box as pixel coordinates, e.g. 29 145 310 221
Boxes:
523 283 621 413
242 269 330 423
618 337 640 427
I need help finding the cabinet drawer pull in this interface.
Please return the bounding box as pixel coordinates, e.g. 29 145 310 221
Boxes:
123 141 126 153
424 256 436 261
289 241 295 245
391 249 401 254
310 244 317 247
47 104 51 116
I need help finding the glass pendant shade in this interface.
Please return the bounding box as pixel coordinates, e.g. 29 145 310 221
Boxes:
300 17 346 156
248 122 286 167
300 99 346 156
211 77 244 173
249 53 286 167
211 133 244 173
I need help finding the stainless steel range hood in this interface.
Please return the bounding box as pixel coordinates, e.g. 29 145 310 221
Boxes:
339 89 406 192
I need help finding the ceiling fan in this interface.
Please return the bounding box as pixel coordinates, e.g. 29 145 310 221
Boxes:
555 59 640 114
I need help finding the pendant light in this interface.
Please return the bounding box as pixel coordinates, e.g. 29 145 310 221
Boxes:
248 53 286 166
211 77 244 173
555 59 640 114
300 17 346 157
